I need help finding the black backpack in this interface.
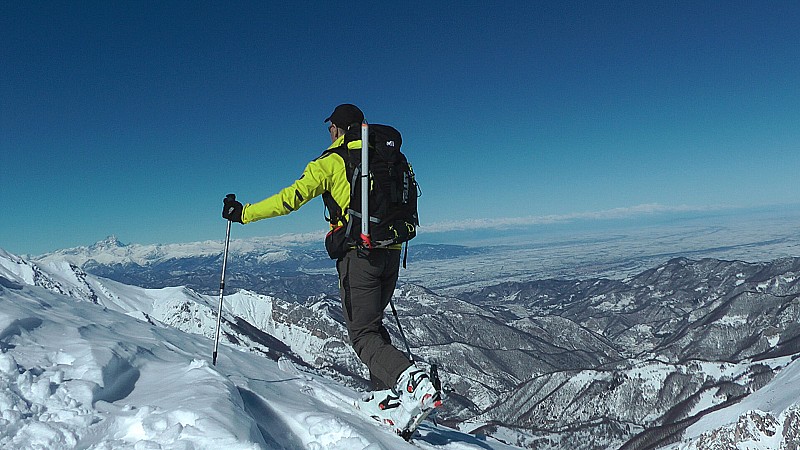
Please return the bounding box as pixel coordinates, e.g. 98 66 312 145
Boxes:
322 124 419 261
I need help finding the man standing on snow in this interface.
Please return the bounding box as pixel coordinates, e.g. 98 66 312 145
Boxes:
221 104 440 434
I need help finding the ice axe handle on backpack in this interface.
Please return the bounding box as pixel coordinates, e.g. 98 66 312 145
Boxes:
360 122 370 244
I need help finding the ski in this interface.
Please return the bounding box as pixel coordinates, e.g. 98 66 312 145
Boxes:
400 407 435 441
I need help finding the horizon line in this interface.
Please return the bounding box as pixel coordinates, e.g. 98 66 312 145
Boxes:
33 202 797 256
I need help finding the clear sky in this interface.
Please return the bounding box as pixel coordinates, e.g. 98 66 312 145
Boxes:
2 1 799 255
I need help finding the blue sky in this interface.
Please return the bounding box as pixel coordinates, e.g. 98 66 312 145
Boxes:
2 1 799 255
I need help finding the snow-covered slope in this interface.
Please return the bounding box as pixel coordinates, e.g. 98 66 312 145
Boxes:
0 249 518 449
13 242 800 449
659 354 800 449
3 247 360 380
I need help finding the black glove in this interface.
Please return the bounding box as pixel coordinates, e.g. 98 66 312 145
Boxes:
222 194 243 223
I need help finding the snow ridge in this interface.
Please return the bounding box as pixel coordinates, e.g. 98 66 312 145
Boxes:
0 249 518 449
8 244 800 449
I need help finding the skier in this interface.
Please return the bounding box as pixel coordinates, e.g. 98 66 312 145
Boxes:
222 104 440 435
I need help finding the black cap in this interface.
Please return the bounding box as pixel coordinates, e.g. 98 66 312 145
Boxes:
324 104 364 129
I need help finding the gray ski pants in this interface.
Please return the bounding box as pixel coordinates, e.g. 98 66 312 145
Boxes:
337 249 412 390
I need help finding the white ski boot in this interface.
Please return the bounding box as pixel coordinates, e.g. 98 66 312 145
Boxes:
355 389 402 427
390 364 443 440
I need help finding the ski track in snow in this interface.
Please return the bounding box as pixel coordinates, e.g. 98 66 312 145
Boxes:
0 251 517 450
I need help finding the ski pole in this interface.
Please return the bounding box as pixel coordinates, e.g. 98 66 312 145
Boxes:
389 298 414 363
212 207 233 366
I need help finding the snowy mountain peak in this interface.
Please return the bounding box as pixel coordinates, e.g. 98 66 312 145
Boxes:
91 235 126 249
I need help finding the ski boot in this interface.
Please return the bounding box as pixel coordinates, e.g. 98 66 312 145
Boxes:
391 363 443 440
355 389 402 427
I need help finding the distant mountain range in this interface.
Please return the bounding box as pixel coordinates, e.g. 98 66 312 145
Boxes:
35 235 480 300
13 235 800 449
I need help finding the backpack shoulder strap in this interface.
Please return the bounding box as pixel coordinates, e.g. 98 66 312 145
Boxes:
319 143 359 225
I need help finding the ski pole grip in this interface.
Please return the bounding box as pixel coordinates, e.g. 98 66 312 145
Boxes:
223 194 237 223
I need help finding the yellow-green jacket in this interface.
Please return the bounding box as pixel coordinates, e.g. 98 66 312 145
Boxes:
242 135 357 226
243 137 404 251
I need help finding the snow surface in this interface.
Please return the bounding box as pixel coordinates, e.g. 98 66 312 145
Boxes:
682 355 800 440
0 251 518 449
657 353 800 449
